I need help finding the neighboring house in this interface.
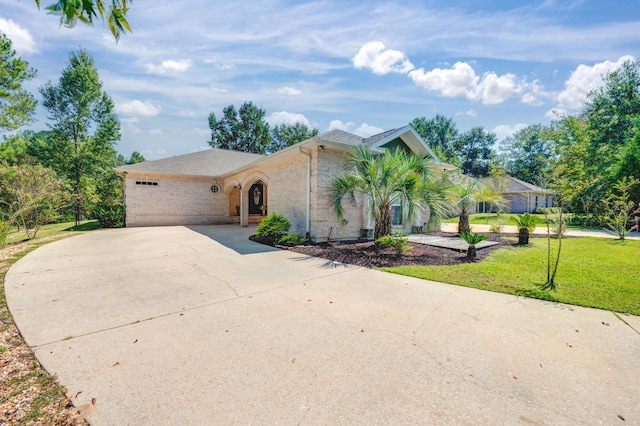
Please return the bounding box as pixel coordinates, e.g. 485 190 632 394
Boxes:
478 175 553 214
115 126 455 242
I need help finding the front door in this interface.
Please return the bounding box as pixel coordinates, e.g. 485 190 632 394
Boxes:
248 181 264 215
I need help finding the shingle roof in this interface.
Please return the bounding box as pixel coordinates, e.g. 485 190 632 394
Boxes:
482 176 547 193
315 129 364 146
363 128 398 146
115 148 264 177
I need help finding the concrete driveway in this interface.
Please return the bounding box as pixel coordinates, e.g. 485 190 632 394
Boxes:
6 225 640 425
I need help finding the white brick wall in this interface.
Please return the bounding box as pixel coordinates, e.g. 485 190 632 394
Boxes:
124 173 229 226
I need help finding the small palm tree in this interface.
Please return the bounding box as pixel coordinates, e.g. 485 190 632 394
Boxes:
514 213 537 245
460 231 486 260
453 177 509 235
331 146 451 240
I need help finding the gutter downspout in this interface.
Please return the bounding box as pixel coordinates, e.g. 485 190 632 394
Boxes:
299 145 312 239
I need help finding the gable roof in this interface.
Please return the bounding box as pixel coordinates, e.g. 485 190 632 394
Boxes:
115 148 264 178
482 175 548 193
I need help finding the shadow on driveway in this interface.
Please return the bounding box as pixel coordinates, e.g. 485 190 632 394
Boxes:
186 224 280 255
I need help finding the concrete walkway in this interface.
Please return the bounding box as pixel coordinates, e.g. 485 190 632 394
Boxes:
440 222 640 239
6 225 640 425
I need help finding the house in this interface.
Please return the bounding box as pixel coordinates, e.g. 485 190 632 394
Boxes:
478 175 553 214
115 126 455 242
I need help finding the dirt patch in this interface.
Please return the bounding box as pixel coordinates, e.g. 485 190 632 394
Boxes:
289 232 518 268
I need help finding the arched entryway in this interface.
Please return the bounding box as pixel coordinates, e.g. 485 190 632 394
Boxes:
248 180 267 223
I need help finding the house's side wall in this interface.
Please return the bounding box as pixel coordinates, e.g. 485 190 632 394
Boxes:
311 147 366 241
506 194 529 213
123 172 229 226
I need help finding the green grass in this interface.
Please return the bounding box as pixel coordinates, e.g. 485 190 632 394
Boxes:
444 213 549 227
6 220 99 244
383 237 640 315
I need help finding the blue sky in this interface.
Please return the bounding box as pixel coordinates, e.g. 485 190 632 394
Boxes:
1 0 638 160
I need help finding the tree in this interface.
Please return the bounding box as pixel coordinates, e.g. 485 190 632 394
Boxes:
583 59 640 200
454 127 496 177
452 176 509 234
460 232 486 261
0 34 37 133
208 102 272 154
331 146 451 240
269 122 318 153
34 0 132 41
410 115 459 164
127 150 145 164
0 163 69 239
39 49 121 224
499 124 554 183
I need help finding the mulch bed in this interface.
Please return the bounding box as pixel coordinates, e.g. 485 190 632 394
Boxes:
289 232 521 268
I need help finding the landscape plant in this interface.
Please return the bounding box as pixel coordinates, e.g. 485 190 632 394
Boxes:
374 232 412 256
331 146 451 240
256 213 291 244
602 176 639 240
453 177 509 235
460 231 486 261
277 231 306 247
514 213 536 245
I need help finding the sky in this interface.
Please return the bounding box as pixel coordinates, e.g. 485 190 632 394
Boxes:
1 0 638 160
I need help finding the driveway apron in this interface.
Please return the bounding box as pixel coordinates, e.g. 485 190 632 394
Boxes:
6 225 640 425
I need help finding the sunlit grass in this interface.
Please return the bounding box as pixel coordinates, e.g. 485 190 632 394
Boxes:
6 220 99 244
383 237 640 315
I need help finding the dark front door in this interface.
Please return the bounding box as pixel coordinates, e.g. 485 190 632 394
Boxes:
249 181 264 215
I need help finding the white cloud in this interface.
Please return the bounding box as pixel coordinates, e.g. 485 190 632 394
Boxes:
147 59 192 74
0 19 37 54
545 108 567 119
116 100 161 117
352 41 414 75
493 123 528 141
409 62 527 104
327 120 382 137
456 109 477 117
409 62 477 97
267 111 310 127
471 72 521 105
521 79 549 106
354 123 383 138
278 86 302 96
554 55 634 111
328 120 355 132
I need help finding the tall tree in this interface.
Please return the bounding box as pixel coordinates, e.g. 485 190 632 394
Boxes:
498 124 554 183
34 0 132 41
208 102 271 154
583 59 640 197
410 114 459 164
269 122 318 153
330 146 451 240
454 127 496 177
39 49 121 223
0 33 37 133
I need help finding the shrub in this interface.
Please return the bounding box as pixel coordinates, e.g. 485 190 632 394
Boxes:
460 231 486 260
277 231 306 247
514 213 537 245
92 204 125 228
375 232 412 255
256 213 291 244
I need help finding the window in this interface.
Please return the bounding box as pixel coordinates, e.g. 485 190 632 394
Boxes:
135 181 158 186
391 204 402 226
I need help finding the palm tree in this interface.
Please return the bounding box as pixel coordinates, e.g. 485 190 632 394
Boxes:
460 231 486 261
453 177 509 235
514 213 537 245
330 146 451 240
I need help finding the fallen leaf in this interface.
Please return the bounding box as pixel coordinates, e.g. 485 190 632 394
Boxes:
566 343 573 348
113 362 120 367
360 328 365 333
617 414 625 421
291 357 297 363
575 329 579 333
133 339 138 344
512 375 517 380
602 321 610 326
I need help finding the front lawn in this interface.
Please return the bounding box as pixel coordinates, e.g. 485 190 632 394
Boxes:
443 213 549 227
383 237 640 316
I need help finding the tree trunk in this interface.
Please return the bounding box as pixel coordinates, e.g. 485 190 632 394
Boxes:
466 244 477 261
518 227 529 245
458 211 470 234
375 206 393 240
